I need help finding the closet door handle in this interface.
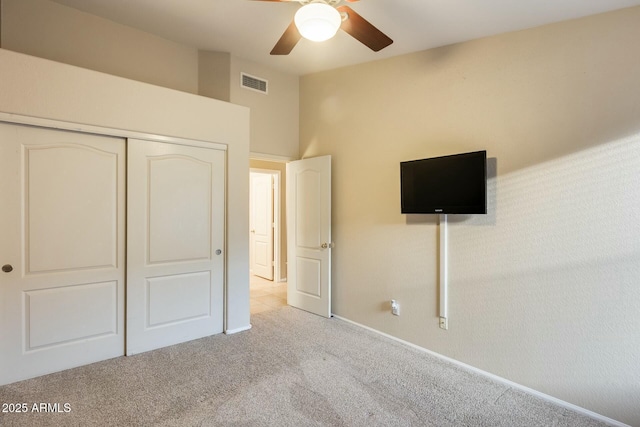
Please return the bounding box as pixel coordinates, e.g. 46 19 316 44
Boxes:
2 264 13 273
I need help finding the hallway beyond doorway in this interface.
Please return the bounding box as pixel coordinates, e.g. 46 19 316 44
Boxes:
250 275 287 314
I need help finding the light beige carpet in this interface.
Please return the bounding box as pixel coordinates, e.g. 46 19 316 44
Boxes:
0 307 608 426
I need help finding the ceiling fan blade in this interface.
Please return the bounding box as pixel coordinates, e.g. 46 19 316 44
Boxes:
271 20 302 55
337 5 393 52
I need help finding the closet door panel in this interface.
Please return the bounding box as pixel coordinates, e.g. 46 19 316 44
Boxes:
127 139 224 355
148 155 212 263
26 145 118 273
0 123 125 386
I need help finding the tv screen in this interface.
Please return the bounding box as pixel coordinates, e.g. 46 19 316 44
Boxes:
401 150 487 214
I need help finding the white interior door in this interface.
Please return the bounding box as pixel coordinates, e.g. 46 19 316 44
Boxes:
0 123 125 385
250 172 274 280
126 139 225 355
286 156 332 318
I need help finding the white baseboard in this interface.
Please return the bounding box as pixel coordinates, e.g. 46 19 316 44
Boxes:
332 314 628 427
224 324 252 335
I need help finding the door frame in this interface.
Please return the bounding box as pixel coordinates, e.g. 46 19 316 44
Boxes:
249 168 281 282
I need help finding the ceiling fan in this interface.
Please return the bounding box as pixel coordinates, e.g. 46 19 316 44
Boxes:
252 0 393 55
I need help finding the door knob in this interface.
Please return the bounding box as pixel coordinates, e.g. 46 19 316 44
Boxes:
2 264 13 273
321 243 333 249
215 249 222 255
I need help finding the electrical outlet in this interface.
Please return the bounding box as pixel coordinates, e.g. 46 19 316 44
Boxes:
391 300 400 316
439 317 448 330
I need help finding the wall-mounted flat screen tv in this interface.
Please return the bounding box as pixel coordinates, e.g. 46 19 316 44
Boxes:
401 150 487 214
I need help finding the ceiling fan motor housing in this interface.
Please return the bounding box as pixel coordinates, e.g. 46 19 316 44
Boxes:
294 2 342 42
264 0 393 55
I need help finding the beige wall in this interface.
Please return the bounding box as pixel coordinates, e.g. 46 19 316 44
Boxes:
300 7 640 425
250 159 288 280
0 0 199 93
231 57 300 159
199 50 231 102
0 0 299 158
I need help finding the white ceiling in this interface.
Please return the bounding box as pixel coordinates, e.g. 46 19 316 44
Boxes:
51 0 640 76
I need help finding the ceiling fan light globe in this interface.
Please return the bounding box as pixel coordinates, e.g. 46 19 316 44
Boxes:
294 3 341 42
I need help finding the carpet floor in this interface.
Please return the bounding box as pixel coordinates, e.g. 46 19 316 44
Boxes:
0 307 608 426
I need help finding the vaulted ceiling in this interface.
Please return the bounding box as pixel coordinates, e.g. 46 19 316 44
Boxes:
51 0 640 76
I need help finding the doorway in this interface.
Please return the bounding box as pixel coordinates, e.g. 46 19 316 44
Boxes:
250 170 277 281
248 155 333 318
249 159 287 314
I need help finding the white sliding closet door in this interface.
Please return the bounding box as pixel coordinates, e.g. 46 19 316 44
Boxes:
126 139 225 355
0 123 126 385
